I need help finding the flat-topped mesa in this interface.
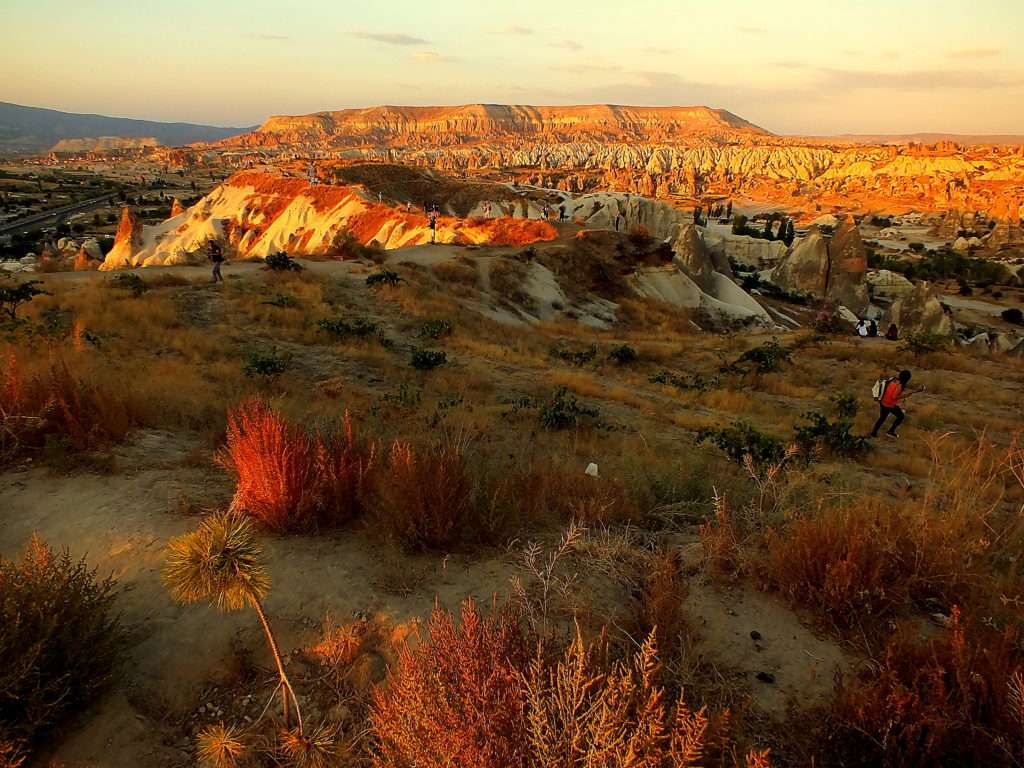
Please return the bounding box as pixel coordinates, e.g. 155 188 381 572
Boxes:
246 104 770 144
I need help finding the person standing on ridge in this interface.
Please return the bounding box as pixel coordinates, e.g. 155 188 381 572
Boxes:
208 240 225 284
870 369 922 439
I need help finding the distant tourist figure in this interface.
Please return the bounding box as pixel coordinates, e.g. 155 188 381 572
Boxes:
885 323 899 341
208 240 224 284
428 210 438 243
870 369 922 439
615 214 624 232
558 204 566 222
856 319 869 337
406 202 412 213
868 320 878 337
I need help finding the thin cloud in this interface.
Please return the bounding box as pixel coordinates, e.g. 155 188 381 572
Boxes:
950 47 1001 59
551 40 583 51
818 67 1022 90
246 33 291 41
771 60 810 70
736 25 765 35
354 32 429 46
412 51 456 63
501 25 534 35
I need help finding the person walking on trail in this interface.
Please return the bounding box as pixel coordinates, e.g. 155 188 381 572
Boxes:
208 240 225 284
856 319 869 337
870 369 921 439
868 320 878 338
428 210 438 244
885 323 899 341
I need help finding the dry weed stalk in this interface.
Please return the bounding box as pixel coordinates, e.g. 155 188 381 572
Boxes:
196 723 246 768
511 521 585 635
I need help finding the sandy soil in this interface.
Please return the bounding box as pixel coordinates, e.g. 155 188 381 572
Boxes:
1 423 852 766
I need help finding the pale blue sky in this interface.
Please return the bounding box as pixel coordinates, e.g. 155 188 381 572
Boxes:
2 0 1022 134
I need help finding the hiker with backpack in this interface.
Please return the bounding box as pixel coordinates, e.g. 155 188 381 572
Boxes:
870 369 923 439
208 240 225 284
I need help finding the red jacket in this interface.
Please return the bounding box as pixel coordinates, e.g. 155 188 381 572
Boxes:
880 380 903 408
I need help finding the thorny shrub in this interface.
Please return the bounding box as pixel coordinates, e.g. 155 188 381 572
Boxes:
1 352 132 462
792 393 869 459
372 435 475 550
264 252 303 272
409 348 447 370
538 386 600 431
696 421 786 469
217 398 375 532
764 434 1024 630
370 600 531 768
317 316 378 339
0 536 124 762
730 338 791 375
370 599 750 768
829 607 1024 767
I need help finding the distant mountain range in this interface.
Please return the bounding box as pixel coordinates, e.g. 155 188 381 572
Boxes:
824 132 1024 146
0 102 250 154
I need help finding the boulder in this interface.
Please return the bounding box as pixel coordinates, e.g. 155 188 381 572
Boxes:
82 238 104 261
888 282 953 338
170 198 186 218
866 269 914 300
102 207 144 269
952 236 969 252
770 226 829 298
57 237 75 252
826 218 870 313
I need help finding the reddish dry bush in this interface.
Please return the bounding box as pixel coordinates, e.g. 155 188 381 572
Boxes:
218 398 322 531
370 600 531 768
370 601 730 768
373 436 474 550
699 491 745 577
1 352 131 460
317 411 376 527
634 547 689 655
514 463 636 525
762 435 1024 630
218 399 375 532
830 607 1024 767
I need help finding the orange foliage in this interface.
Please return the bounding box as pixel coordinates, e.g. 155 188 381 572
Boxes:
372 437 475 550
217 398 374 532
370 600 530 768
477 216 557 246
831 607 1024 767
1 352 131 460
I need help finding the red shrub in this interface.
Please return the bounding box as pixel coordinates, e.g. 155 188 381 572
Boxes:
830 607 1024 767
370 600 531 768
374 437 474 550
317 411 376 527
218 399 375 532
1 353 131 460
218 398 322 532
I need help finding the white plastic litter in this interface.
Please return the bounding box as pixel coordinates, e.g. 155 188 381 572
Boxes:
585 463 599 477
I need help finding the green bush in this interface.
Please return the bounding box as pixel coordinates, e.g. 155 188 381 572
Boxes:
264 252 302 272
0 279 47 321
696 421 785 467
1001 308 1023 326
317 316 378 338
410 348 447 370
243 349 290 379
552 343 598 366
733 338 791 374
608 344 638 365
0 536 124 761
366 270 402 288
538 386 600 430
793 394 869 458
261 293 299 308
649 369 717 392
110 273 148 298
902 332 950 356
419 318 453 340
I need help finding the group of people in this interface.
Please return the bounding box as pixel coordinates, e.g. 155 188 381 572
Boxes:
855 319 899 341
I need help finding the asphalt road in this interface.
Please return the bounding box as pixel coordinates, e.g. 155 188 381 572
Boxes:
0 194 115 236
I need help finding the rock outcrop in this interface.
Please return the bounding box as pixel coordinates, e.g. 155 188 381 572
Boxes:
101 172 558 269
170 198 185 218
104 207 145 269
769 219 868 313
888 282 953 337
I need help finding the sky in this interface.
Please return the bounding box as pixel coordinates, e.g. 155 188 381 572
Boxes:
2 0 1023 135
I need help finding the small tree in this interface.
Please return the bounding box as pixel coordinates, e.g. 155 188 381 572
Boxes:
163 512 303 734
0 279 47 321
